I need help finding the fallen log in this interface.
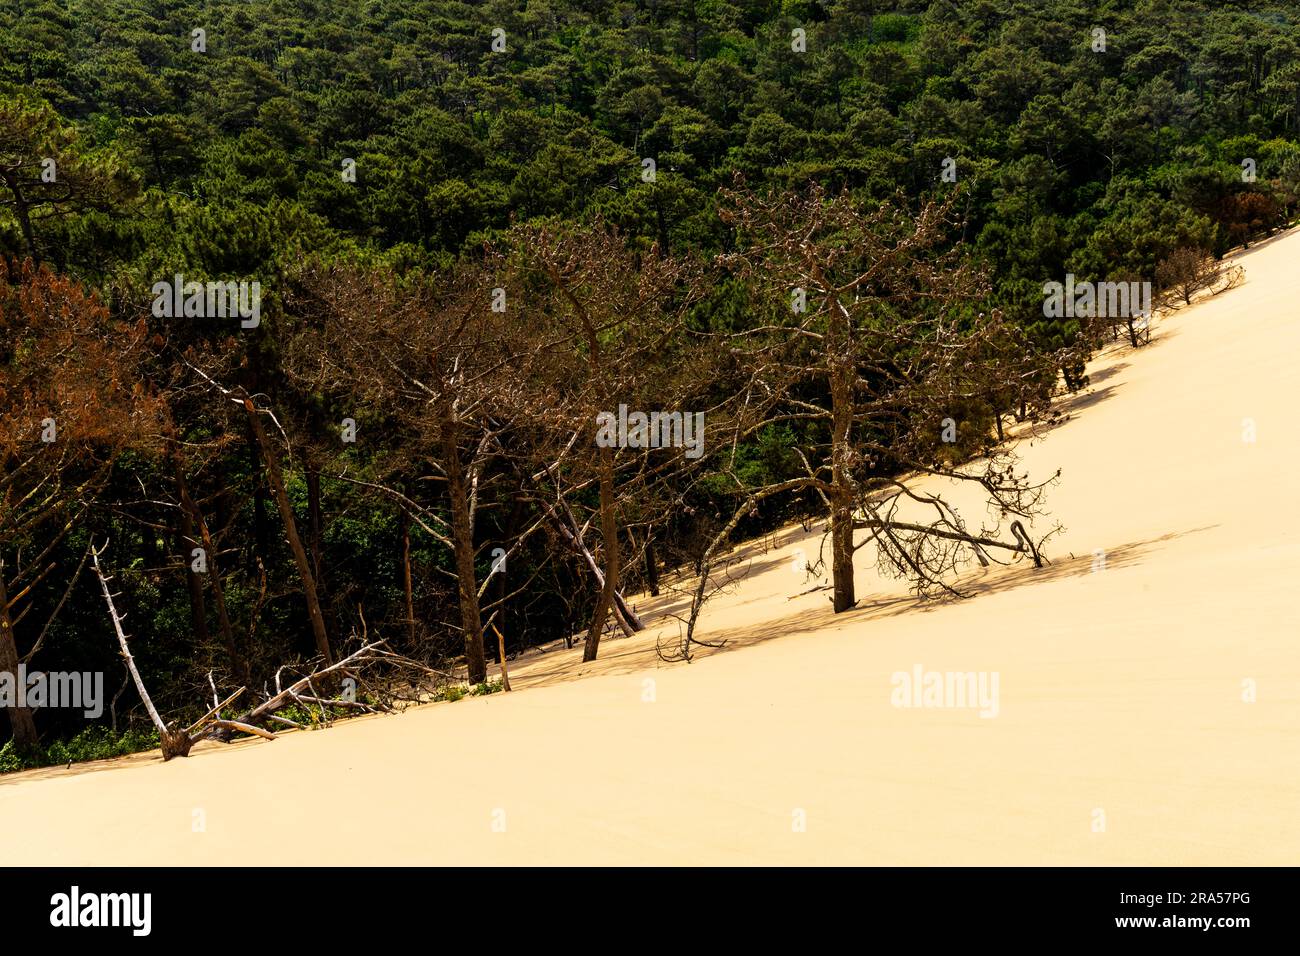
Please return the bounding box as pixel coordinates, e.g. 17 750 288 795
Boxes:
184 687 246 737
209 719 277 741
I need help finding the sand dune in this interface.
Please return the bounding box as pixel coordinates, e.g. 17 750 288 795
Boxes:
4 229 1298 865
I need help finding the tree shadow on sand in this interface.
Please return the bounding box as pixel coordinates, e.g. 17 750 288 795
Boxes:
513 525 1217 685
691 524 1218 653
1081 361 1130 386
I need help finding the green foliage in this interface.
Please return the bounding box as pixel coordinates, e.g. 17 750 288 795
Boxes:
872 13 921 45
428 678 504 704
436 684 468 703
470 679 505 697
1 0 1294 276
0 726 160 774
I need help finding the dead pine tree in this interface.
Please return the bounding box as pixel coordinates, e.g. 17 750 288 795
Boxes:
1155 246 1245 308
666 179 1063 651
181 361 334 668
90 540 443 756
280 260 533 685
242 396 333 666
92 543 277 759
504 219 705 662
0 263 163 748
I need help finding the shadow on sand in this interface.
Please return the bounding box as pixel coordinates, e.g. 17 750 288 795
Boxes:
513 524 1218 685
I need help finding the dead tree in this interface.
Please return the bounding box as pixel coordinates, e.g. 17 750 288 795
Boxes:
92 539 446 757
1156 247 1245 307
679 180 1062 635
280 261 538 684
243 397 334 665
181 361 334 667
502 219 705 661
91 542 196 759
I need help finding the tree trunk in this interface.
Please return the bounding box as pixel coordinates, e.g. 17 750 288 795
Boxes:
544 502 640 635
195 503 248 688
645 532 661 597
829 489 856 612
246 420 270 572
306 461 325 590
583 448 620 662
90 548 191 759
243 400 333 665
828 298 857 613
11 190 38 265
399 506 416 646
493 624 511 692
0 563 39 748
171 436 249 687
442 419 487 684
490 495 526 662
174 484 212 654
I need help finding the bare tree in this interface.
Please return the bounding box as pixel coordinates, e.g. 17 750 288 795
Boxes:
91 537 447 759
501 219 707 661
1156 247 1244 307
654 180 1061 658
282 259 547 684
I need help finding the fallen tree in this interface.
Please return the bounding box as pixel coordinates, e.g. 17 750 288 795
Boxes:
90 541 448 760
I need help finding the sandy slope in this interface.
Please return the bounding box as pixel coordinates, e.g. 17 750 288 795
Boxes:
4 230 1299 865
